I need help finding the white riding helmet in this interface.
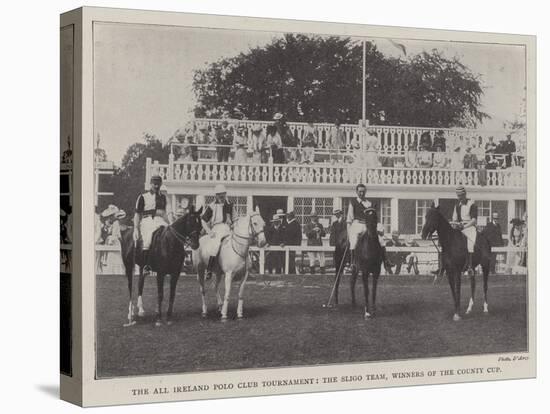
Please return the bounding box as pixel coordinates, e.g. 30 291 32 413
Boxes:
214 184 227 194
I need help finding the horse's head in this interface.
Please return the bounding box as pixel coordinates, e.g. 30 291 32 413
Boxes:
421 203 439 240
173 205 203 249
364 207 378 234
250 206 267 247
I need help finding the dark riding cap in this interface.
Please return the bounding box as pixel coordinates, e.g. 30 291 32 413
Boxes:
150 175 163 184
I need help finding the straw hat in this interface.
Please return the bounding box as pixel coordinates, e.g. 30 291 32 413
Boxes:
101 204 119 218
214 184 227 194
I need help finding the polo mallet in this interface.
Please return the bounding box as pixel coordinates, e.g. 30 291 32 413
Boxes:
123 240 138 327
323 244 349 308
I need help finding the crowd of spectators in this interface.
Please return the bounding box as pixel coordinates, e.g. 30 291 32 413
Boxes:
172 113 523 171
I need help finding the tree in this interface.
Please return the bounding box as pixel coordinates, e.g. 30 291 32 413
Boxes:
193 34 489 128
110 133 170 216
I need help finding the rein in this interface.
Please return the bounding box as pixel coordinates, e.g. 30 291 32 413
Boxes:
167 224 196 249
230 214 264 259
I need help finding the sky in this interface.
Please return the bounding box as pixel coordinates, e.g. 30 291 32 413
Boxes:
93 22 526 165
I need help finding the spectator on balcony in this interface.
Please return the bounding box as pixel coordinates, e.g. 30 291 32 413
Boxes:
418 144 433 168
472 137 485 161
329 119 346 163
284 211 302 274
265 215 285 274
267 123 284 164
301 121 317 164
450 138 465 169
433 145 449 168
484 136 498 169
305 212 326 274
233 125 248 163
405 147 419 168
364 130 380 167
419 132 432 152
463 146 478 169
215 120 233 163
432 130 446 152
274 113 297 163
502 134 517 168
482 212 504 273
186 133 199 162
196 125 211 145
251 125 269 163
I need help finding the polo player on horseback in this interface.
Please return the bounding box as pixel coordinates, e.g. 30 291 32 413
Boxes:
201 184 234 279
132 175 169 273
451 185 478 273
346 183 390 271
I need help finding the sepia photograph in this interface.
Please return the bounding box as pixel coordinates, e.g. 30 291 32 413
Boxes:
88 18 529 379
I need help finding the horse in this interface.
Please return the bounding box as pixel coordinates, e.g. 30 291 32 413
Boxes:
193 208 266 321
421 205 491 321
351 207 384 319
119 207 203 326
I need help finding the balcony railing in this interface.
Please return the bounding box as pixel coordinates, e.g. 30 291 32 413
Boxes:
147 158 526 189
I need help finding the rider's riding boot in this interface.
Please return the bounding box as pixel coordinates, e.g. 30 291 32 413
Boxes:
206 256 216 280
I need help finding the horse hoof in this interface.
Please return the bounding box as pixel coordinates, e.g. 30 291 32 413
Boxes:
237 315 244 320
483 306 489 314
364 312 372 320
166 320 173 326
220 316 228 322
155 320 163 327
123 320 137 328
465 307 473 315
453 314 462 321
201 312 208 318
138 309 146 317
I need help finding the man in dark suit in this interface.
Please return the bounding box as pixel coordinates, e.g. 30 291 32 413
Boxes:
266 215 285 274
482 212 504 274
284 211 302 274
329 209 348 275
502 134 517 167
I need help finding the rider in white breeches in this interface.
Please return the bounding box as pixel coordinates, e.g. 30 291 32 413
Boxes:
451 185 478 272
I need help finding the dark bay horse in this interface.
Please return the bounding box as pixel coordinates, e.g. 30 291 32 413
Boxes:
120 207 202 326
351 207 383 319
421 205 491 321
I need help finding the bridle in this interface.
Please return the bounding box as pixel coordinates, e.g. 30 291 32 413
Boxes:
230 213 265 258
167 218 199 250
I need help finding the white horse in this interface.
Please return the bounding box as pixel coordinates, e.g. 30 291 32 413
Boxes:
193 209 267 321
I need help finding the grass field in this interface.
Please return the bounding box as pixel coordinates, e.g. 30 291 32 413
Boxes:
96 273 528 378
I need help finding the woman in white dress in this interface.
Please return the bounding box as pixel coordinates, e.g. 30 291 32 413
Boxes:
364 131 380 167
233 125 249 163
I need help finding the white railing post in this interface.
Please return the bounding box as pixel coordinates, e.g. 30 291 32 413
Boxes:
259 248 265 275
168 153 174 181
